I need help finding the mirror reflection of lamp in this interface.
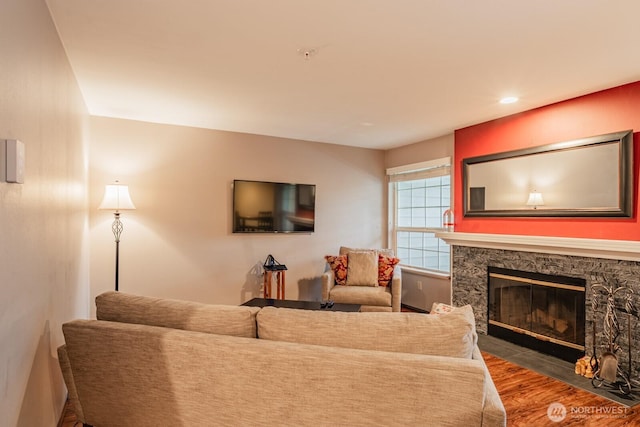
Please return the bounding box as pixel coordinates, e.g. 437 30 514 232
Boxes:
526 191 544 209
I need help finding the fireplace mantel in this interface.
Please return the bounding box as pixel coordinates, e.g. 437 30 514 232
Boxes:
435 232 640 262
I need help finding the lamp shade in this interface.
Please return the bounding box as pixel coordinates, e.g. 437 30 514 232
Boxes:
526 191 544 207
99 183 136 211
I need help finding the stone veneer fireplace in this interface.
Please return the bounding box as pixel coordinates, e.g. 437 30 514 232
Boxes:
438 232 640 381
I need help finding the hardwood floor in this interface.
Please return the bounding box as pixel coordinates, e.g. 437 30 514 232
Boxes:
58 399 80 427
58 352 640 426
483 352 639 426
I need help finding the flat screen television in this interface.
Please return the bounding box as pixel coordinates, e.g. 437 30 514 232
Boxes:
232 180 316 233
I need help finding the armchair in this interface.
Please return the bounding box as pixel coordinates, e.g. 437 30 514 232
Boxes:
322 246 402 312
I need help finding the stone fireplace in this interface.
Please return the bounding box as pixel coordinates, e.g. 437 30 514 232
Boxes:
438 232 640 380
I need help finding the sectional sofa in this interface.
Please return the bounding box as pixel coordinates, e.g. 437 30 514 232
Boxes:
58 292 506 426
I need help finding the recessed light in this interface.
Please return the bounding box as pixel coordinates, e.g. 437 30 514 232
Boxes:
500 96 519 104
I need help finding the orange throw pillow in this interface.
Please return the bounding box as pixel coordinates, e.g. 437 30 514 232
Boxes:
378 254 400 287
325 254 348 285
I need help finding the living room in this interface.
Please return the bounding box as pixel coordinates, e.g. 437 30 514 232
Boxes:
3 0 640 425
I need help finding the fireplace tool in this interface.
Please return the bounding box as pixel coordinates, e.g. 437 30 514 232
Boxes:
589 320 599 374
591 282 634 395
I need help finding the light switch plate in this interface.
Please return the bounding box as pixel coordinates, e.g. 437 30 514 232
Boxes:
6 139 25 183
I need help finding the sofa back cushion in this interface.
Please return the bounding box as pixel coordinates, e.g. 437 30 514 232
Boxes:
96 291 260 338
257 305 477 359
345 250 379 286
339 246 394 257
62 319 487 426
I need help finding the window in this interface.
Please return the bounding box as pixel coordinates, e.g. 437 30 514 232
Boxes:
387 158 451 273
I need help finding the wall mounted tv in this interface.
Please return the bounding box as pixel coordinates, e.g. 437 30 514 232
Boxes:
232 180 316 233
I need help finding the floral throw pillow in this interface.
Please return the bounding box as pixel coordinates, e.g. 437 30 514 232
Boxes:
325 254 348 285
378 254 400 287
431 302 455 314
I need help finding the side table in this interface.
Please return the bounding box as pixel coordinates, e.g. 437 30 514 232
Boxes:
263 270 285 299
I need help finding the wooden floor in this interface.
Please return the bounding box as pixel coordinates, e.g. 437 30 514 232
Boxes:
59 353 640 426
58 399 81 427
483 352 639 426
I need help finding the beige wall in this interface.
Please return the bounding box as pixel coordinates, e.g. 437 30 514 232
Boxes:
0 2 454 421
0 0 90 425
385 133 454 169
89 117 387 310
385 134 455 311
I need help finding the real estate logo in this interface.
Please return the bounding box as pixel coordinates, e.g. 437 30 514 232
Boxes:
547 402 567 422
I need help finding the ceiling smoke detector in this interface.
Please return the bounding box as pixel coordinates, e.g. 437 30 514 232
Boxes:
297 48 318 60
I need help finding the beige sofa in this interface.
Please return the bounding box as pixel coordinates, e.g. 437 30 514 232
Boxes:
59 292 506 426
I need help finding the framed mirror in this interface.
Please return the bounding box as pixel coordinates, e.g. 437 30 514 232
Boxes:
463 130 634 217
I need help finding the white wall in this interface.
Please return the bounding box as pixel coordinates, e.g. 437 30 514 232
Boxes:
385 134 454 311
89 117 387 311
0 0 90 425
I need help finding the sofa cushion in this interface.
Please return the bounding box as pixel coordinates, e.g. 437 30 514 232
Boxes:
346 251 379 286
324 254 348 285
95 291 260 338
378 254 400 287
257 306 477 359
431 302 455 314
431 302 478 336
339 246 395 257
329 285 392 307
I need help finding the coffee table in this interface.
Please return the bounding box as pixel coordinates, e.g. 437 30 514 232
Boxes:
242 297 361 312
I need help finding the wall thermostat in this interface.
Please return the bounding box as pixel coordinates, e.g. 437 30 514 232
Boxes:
6 139 25 184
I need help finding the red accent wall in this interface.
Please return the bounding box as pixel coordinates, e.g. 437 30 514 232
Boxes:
454 81 640 240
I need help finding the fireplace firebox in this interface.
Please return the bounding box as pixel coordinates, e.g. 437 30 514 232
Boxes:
488 266 586 362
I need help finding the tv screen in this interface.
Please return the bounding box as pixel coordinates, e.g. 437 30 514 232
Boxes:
233 180 316 233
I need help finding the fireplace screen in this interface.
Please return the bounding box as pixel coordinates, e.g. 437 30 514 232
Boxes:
488 267 586 361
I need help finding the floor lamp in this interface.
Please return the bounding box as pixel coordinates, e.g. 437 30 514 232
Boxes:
99 181 136 291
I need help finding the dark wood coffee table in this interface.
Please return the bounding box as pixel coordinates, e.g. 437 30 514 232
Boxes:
242 297 361 312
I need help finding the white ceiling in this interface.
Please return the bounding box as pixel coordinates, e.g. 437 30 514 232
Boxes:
45 0 640 150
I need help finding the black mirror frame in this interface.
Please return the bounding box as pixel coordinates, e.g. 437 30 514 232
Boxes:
462 130 634 217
